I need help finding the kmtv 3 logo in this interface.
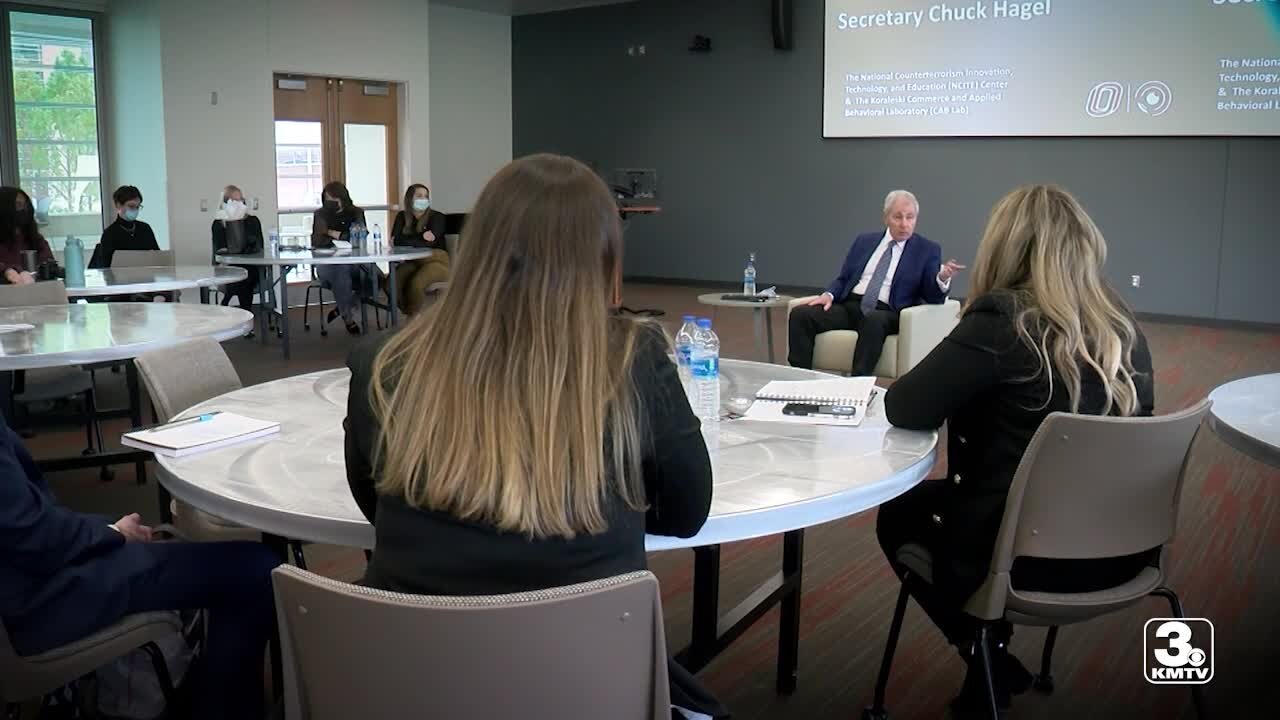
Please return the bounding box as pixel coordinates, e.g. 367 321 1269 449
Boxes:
1144 619 1213 684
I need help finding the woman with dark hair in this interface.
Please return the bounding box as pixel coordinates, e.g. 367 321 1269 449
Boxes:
389 183 449 315
0 187 53 285
311 181 367 335
89 185 160 269
211 184 262 319
345 154 727 719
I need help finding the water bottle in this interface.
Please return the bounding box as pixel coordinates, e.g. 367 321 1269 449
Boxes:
350 221 367 250
674 315 697 383
372 224 383 254
63 236 85 288
690 318 721 423
268 227 280 256
743 252 757 296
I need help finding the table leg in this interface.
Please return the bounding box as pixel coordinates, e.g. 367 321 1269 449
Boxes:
388 262 399 326
360 266 371 333
280 266 292 361
678 545 721 672
262 534 289 702
199 287 210 305
125 361 147 487
777 529 805 694
753 307 769 362
766 307 777 364
258 268 271 345
0 370 14 427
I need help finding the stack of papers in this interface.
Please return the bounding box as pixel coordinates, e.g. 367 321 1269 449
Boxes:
122 411 280 457
744 377 880 426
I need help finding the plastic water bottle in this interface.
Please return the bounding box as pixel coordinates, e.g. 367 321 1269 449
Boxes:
743 252 757 296
371 224 383 254
674 315 697 383
267 227 280 256
690 318 721 423
350 222 367 250
63 236 85 288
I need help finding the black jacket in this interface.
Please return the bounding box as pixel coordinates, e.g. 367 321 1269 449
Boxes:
311 207 366 249
89 219 159 269
885 290 1156 602
389 210 447 250
211 215 264 257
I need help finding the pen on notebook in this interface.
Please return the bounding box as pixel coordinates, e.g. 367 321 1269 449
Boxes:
146 411 221 432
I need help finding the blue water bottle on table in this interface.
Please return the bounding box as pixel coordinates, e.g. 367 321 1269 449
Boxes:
63 236 85 288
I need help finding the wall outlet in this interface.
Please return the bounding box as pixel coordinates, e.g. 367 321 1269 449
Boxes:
200 199 208 212
1131 274 1142 288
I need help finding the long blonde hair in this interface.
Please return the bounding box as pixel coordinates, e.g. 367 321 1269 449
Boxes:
369 154 648 539
967 185 1142 416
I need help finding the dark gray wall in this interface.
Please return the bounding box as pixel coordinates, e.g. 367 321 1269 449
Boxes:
512 0 1280 323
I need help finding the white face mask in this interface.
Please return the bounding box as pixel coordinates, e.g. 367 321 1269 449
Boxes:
223 199 247 220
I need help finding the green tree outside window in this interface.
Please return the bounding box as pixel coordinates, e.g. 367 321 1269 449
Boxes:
13 47 99 216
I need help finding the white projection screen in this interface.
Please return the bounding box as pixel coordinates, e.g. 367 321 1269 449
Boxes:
823 0 1280 137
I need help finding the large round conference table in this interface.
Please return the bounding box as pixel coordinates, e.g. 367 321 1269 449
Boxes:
1208 373 1280 467
155 359 937 695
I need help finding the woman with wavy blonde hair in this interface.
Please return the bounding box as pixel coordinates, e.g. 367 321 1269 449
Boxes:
876 185 1155 716
342 153 726 718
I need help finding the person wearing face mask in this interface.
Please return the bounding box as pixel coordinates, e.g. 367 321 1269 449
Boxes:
389 184 449 315
311 181 367 335
0 187 54 286
89 186 160 269
210 185 262 320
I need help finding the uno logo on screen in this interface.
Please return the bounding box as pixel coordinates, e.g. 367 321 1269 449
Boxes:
1085 81 1173 119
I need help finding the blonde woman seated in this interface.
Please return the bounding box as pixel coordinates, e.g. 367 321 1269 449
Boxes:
344 154 726 719
877 185 1156 716
390 183 450 315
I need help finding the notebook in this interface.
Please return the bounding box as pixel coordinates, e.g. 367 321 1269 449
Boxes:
122 411 280 458
744 377 879 426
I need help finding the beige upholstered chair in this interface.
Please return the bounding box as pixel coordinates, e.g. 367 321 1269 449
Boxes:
866 399 1213 720
272 567 671 720
1 613 181 713
786 297 960 378
133 337 259 543
110 250 174 268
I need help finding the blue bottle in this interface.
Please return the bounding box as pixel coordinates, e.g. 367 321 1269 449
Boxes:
63 236 85 287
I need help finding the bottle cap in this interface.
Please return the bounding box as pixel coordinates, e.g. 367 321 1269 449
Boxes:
697 318 712 329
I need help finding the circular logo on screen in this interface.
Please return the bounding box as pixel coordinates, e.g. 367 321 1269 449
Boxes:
1085 81 1124 118
1135 81 1172 116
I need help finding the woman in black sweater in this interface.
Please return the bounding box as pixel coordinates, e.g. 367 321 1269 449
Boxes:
311 181 367 334
90 186 159 269
389 183 449 315
344 154 726 719
210 184 262 316
877 185 1156 716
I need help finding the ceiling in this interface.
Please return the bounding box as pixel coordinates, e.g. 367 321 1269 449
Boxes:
431 0 637 16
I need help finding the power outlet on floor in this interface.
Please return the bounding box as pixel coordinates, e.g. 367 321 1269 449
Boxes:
1131 274 1142 288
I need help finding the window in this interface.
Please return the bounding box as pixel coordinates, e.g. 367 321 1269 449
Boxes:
3 10 103 252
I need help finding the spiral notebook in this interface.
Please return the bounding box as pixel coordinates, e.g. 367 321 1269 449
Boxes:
744 377 879 426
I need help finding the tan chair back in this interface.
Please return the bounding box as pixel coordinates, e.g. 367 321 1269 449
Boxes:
133 337 241 422
966 399 1212 621
0 280 67 307
272 567 671 720
111 250 174 268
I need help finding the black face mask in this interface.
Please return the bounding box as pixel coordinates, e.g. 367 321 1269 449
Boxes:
16 207 33 224
323 199 340 212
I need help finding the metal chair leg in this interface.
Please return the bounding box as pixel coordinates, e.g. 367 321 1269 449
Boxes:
290 540 308 569
141 641 177 706
864 574 913 720
1034 625 1058 694
1152 587 1208 719
975 625 1001 720
303 285 313 331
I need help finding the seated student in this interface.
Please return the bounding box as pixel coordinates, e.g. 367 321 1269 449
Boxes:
211 184 262 316
344 154 726 719
0 414 280 720
311 181 367 335
90 186 160 269
0 187 53 286
389 183 449 315
788 190 965 376
875 185 1156 715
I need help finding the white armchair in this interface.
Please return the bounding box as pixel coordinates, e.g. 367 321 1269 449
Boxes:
786 297 961 378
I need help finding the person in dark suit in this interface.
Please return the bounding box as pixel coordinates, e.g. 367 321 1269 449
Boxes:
344 153 726 719
876 185 1156 715
788 190 965 375
211 184 262 317
0 414 281 719
89 186 161 269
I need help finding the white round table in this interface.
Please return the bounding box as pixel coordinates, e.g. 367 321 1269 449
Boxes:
66 265 249 300
697 293 794 363
156 358 935 694
1208 373 1280 467
215 248 434 359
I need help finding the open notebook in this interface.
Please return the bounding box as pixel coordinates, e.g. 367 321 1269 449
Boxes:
122 411 280 458
744 377 879 426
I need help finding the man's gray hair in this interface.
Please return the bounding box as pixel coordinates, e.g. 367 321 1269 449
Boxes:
883 189 919 214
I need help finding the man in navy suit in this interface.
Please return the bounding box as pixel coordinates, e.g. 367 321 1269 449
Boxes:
789 190 965 376
0 415 279 719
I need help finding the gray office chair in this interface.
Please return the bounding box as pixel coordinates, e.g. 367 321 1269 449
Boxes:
133 338 260 543
866 399 1213 720
272 567 671 720
0 281 106 472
